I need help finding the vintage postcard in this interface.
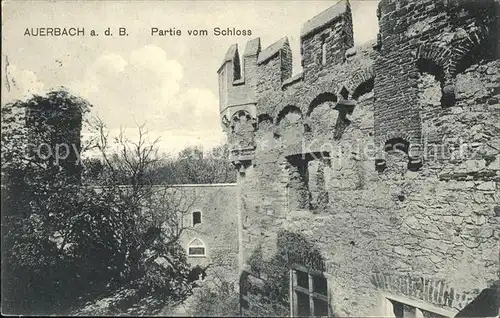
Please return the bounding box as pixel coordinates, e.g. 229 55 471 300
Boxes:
1 0 499 316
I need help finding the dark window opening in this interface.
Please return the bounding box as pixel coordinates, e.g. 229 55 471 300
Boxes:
293 269 329 317
384 138 410 154
287 159 310 211
314 298 329 316
340 87 349 101
192 211 201 225
188 247 205 255
297 270 309 289
304 123 312 133
233 52 241 81
297 291 310 316
352 78 374 101
333 109 350 140
417 58 445 84
313 275 328 296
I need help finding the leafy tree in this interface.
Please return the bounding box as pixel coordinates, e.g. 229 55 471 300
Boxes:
1 90 91 313
1 91 198 315
78 118 198 311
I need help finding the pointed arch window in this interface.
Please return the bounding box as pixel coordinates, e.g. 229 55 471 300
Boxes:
187 238 206 257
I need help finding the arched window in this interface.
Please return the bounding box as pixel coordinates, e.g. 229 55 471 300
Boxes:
276 105 304 149
192 211 202 226
187 238 206 257
416 57 452 107
230 110 255 149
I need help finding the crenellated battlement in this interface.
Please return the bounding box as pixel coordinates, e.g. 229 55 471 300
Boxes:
218 0 355 127
219 0 498 175
214 1 500 317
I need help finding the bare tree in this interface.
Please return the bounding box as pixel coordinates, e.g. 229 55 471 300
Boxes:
87 117 197 295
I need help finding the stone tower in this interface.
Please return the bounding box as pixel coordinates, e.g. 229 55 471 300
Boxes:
217 0 499 316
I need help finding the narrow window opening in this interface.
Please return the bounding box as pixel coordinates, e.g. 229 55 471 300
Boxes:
321 37 327 65
233 52 241 81
340 87 349 101
287 153 330 212
192 211 201 226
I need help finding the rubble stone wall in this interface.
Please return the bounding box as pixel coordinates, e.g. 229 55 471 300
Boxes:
217 0 499 316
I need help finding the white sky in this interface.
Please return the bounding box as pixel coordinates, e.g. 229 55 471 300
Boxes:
2 0 380 155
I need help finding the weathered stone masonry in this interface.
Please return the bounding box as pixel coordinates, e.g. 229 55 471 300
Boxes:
173 184 240 283
218 0 499 316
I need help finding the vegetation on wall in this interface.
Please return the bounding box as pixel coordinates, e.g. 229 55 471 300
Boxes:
242 230 325 316
189 277 240 317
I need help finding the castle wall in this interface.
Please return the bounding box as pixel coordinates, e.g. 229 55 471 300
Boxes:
218 0 499 316
173 184 240 283
301 1 354 79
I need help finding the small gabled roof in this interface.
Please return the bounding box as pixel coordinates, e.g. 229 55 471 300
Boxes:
300 0 349 38
243 37 261 57
257 37 289 65
218 44 238 72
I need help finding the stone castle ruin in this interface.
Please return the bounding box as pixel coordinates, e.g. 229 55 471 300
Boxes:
217 0 499 316
4 0 498 316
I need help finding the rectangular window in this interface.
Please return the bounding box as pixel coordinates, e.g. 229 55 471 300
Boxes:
291 268 329 317
314 298 329 316
321 41 327 65
387 297 452 318
313 275 328 296
296 270 309 289
192 211 202 225
321 34 328 66
188 247 205 256
297 291 310 317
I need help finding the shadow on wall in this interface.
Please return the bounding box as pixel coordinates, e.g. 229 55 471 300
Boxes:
454 280 500 317
187 265 207 284
239 230 330 316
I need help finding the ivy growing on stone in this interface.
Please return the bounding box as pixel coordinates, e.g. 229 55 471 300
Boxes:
241 230 325 316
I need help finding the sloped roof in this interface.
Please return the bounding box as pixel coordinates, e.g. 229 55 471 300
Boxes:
257 37 289 64
300 0 349 38
218 44 238 72
243 37 261 57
